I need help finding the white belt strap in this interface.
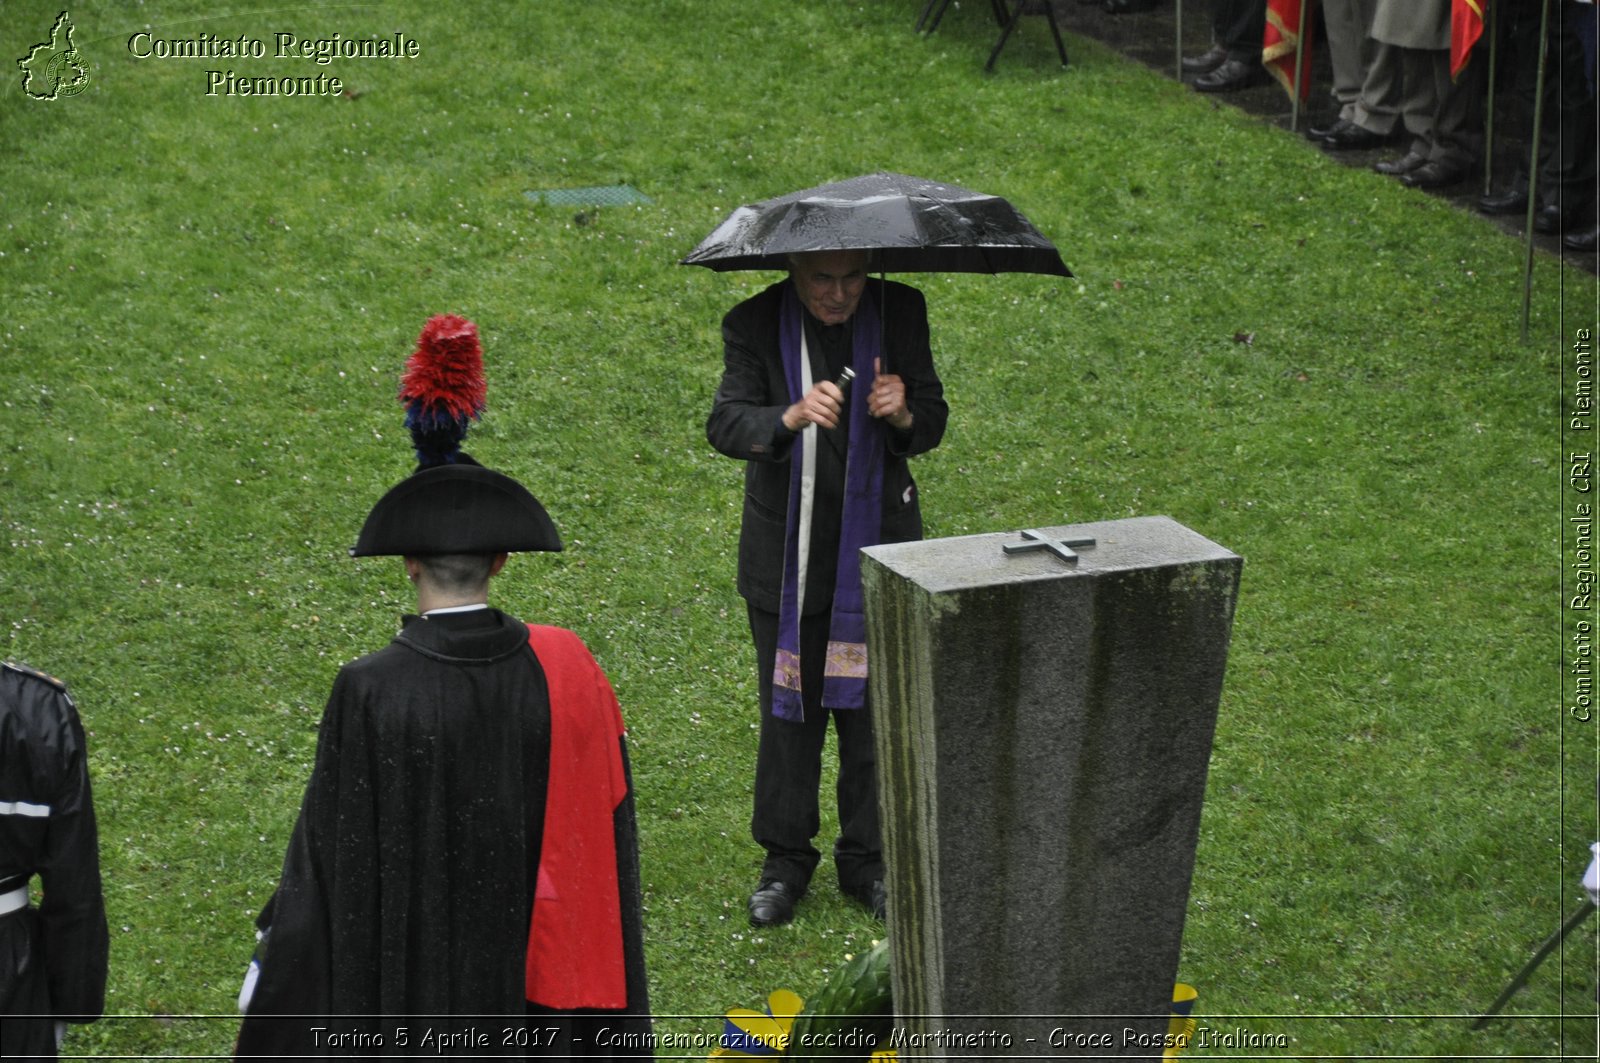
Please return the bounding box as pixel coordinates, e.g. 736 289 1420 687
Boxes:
0 885 29 917
0 800 50 818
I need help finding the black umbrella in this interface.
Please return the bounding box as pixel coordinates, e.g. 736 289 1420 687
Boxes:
680 171 1071 277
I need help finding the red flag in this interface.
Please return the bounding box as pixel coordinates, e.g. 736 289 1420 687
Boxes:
1451 0 1488 80
1263 0 1314 102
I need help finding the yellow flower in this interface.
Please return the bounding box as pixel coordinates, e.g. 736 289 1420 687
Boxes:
710 988 805 1057
1165 983 1199 1059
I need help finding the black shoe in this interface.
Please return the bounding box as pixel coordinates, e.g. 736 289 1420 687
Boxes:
1104 0 1159 12
1193 57 1269 93
1307 117 1351 143
1477 188 1529 215
1181 44 1228 74
1320 122 1393 151
1564 225 1600 252
749 880 804 927
1400 159 1468 189
844 879 887 920
1374 151 1428 176
1536 202 1580 234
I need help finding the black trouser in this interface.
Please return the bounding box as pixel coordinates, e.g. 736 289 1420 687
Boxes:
747 603 882 893
1502 2 1598 211
1215 0 1266 60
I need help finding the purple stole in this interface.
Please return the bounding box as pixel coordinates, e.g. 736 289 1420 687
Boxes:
772 283 885 721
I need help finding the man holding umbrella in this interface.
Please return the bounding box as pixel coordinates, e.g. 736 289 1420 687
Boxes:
691 172 1068 927
706 249 948 926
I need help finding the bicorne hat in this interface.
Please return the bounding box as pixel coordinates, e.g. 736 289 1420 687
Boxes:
349 314 562 557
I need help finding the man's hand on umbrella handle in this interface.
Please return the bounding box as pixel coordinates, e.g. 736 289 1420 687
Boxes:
869 358 913 432
783 381 844 431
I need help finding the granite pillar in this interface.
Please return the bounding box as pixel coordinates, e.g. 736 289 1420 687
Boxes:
861 516 1241 1058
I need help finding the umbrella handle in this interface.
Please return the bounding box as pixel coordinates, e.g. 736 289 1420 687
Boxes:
876 272 889 375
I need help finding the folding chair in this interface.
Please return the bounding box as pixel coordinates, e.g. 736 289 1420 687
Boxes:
918 0 1069 73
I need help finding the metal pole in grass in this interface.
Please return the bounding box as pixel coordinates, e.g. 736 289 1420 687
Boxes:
1176 0 1183 81
1289 0 1312 133
1483 0 1499 198
1521 0 1552 343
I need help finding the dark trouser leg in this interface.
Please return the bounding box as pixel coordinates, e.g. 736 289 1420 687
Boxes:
832 704 883 891
1430 44 1483 168
749 604 826 889
1497 3 1599 208
749 604 885 892
1214 0 1266 60
1544 7 1598 210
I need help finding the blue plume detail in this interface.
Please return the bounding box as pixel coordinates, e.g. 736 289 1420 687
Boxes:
404 399 472 467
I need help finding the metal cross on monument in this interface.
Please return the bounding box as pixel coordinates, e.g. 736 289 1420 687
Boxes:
1001 528 1097 566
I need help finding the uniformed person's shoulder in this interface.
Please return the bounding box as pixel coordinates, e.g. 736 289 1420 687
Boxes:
334 639 415 682
3 659 70 693
317 643 422 727
1 660 80 736
2 661 77 716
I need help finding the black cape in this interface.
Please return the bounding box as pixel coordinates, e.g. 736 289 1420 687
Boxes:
235 610 651 1059
0 662 108 1060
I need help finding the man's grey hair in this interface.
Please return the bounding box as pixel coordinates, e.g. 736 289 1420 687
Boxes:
413 553 497 593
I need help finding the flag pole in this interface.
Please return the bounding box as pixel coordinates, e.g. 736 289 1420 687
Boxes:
1290 0 1313 132
1521 0 1551 343
1176 0 1184 80
1483 0 1499 197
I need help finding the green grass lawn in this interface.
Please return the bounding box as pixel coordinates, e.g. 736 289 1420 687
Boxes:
3 0 1596 1057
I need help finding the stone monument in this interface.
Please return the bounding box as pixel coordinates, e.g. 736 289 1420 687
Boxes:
860 516 1241 1058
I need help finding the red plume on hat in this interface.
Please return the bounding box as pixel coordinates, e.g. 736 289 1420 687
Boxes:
350 313 562 557
400 314 487 467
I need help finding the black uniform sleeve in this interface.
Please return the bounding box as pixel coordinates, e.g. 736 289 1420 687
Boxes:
37 684 109 1023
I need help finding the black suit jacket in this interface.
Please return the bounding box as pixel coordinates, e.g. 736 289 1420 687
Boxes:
706 278 948 614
